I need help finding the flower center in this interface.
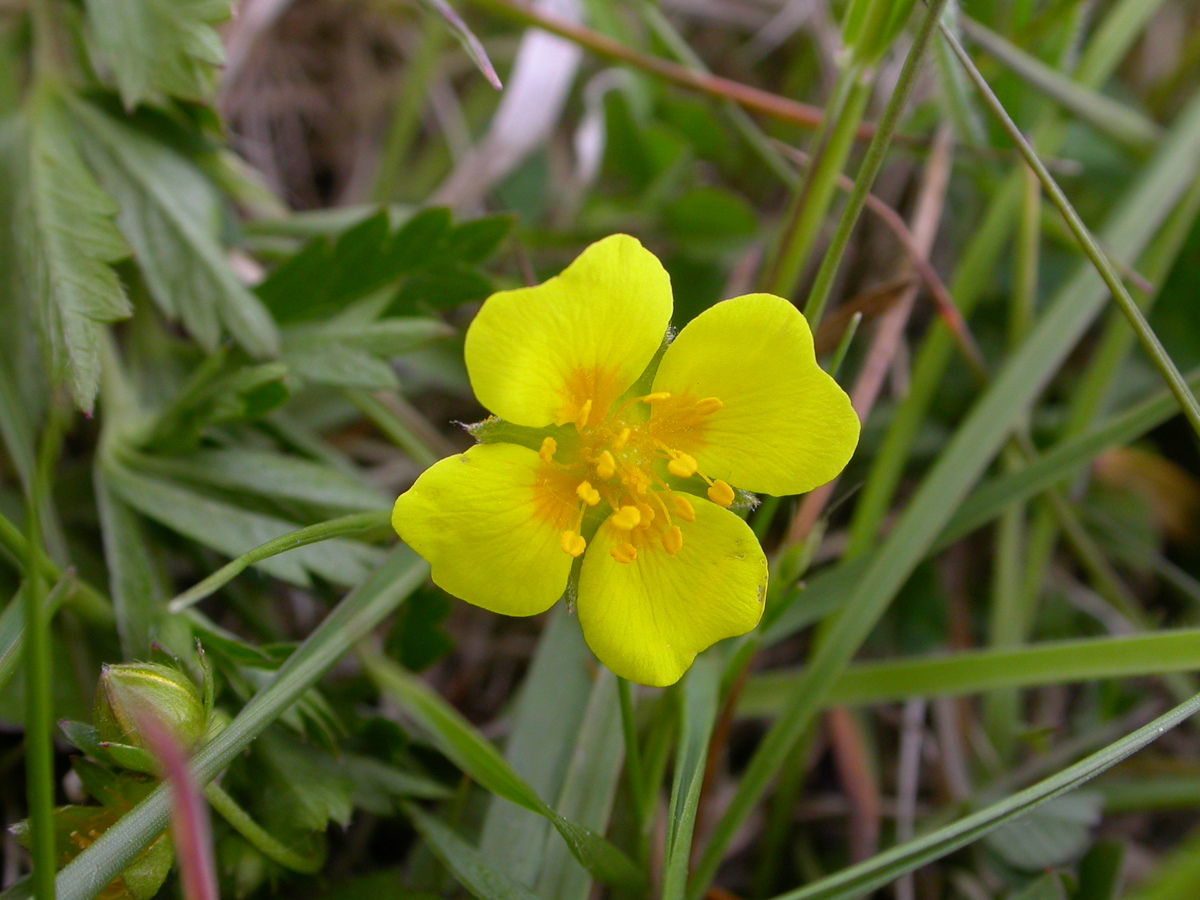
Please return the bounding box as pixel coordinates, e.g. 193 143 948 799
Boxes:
546 392 733 564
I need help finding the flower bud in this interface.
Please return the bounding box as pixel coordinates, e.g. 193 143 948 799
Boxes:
94 662 206 755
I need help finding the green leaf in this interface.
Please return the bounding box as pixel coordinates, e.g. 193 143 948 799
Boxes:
70 99 279 358
133 447 389 513
663 657 720 900
477 608 594 888
1007 874 1069 900
404 803 541 900
54 548 428 900
104 459 381 587
142 354 289 455
95 470 182 659
984 793 1102 870
16 86 131 412
84 0 230 107
1074 840 1126 900
281 318 452 389
363 651 646 894
535 671 625 900
764 692 1200 900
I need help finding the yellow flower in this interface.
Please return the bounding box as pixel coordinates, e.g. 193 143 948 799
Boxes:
392 235 859 686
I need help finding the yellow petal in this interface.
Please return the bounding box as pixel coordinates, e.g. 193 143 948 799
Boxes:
652 293 859 496
464 234 673 428
577 496 767 686
391 443 576 616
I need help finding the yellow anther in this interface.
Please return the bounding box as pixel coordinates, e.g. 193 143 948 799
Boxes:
577 398 593 428
635 502 656 525
694 396 724 415
611 505 641 530
672 495 696 523
539 436 558 463
576 481 601 506
613 427 631 451
667 451 698 479
611 542 638 564
708 479 736 508
639 391 672 403
560 531 587 557
596 450 617 479
662 525 684 555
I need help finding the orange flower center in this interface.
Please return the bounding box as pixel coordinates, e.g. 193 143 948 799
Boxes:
544 391 734 564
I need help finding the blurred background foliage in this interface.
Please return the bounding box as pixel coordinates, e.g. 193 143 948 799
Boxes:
3 0 1200 898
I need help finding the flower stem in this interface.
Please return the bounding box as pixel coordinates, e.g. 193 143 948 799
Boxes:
761 65 873 305
204 782 325 874
617 677 650 860
25 399 70 900
802 0 955 328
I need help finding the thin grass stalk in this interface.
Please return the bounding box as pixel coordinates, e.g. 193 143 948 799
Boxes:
760 66 872 302
800 0 954 328
983 165 1040 757
24 402 68 900
942 25 1200 439
844 0 1169 557
1015 170 1200 653
691 87 1200 900
616 678 649 865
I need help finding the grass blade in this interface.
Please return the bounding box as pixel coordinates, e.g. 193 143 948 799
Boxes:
765 692 1200 900
692 88 1200 896
363 651 645 894
741 628 1200 713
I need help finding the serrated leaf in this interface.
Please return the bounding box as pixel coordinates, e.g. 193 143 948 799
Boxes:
136 447 388 512
85 0 230 107
104 460 380 587
16 87 131 412
70 99 279 357
281 318 452 389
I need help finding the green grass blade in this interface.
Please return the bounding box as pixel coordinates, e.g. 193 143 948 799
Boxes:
167 512 392 612
404 803 541 900
363 651 645 894
740 628 1200 713
54 547 428 900
942 24 1200 440
691 89 1200 896
961 16 1161 151
764 692 1200 900
535 671 624 900
478 609 594 888
664 657 719 900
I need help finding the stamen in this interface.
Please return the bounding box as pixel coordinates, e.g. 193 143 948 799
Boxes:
577 399 593 428
639 391 671 404
560 531 586 557
596 450 617 479
576 481 601 506
539 436 558 463
662 525 684 555
611 542 638 564
635 501 656 526
667 451 698 479
708 479 735 508
672 495 696 523
612 427 631 451
611 505 642 530
694 396 723 415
